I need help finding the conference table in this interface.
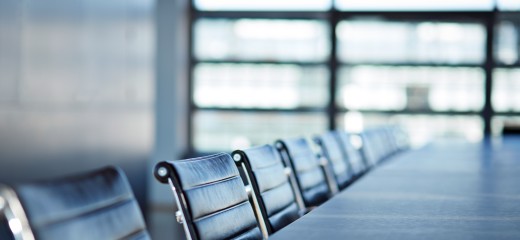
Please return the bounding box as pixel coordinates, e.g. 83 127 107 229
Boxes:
271 137 520 240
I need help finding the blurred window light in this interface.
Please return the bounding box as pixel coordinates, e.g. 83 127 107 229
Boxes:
194 0 332 11
194 111 327 152
230 136 252 150
493 69 520 112
337 66 485 111
337 21 486 64
193 63 329 109
338 114 483 147
335 0 494 11
194 19 330 62
235 20 319 40
495 21 519 65
497 0 520 10
342 111 364 133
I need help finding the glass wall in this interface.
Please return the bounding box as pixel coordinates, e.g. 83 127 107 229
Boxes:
492 13 520 134
192 16 330 151
188 2 520 152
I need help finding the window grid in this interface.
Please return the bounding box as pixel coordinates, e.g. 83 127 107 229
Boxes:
187 4 520 154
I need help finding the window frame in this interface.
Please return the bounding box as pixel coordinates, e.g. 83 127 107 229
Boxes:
186 3 512 155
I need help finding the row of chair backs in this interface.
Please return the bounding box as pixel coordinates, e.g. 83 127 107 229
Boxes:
0 167 150 240
154 127 409 240
359 126 409 166
0 126 408 240
152 134 368 240
155 153 262 240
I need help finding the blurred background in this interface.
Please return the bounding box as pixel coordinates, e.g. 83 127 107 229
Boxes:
1 0 520 239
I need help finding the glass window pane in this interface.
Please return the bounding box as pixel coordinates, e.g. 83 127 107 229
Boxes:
194 63 329 109
195 19 329 62
337 66 485 111
194 0 332 11
336 0 494 11
495 20 519 65
337 112 483 147
194 111 327 152
497 0 520 11
492 68 520 112
337 20 486 64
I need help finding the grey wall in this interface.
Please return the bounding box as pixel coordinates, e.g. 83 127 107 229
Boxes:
147 0 189 239
0 0 156 214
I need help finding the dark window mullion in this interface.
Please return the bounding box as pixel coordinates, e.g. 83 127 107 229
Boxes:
188 1 197 155
336 109 482 116
338 62 483 68
338 11 492 22
194 59 326 66
483 9 497 136
328 9 339 130
194 10 329 20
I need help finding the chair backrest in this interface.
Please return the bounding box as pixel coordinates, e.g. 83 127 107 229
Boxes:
154 153 263 240
0 166 149 240
335 131 367 176
359 130 379 167
232 145 301 234
275 138 330 208
314 132 353 190
364 127 391 163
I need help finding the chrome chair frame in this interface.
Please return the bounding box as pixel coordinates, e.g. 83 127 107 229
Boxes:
0 185 35 240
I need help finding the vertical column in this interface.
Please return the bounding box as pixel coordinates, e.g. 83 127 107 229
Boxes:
483 11 496 136
150 0 189 239
328 9 340 130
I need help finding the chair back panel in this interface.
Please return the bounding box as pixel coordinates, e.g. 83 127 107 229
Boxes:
336 131 367 175
315 132 352 190
276 139 329 207
233 145 300 234
159 153 262 240
360 131 379 166
14 167 149 240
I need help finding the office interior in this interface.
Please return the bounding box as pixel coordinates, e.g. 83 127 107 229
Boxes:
1 0 520 239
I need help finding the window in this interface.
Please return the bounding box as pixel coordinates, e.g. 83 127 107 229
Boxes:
194 19 330 62
194 111 327 152
191 15 330 152
338 113 483 146
188 2 520 153
337 66 485 112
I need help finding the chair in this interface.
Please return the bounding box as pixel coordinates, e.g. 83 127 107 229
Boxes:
154 153 263 240
359 130 379 167
335 131 367 176
314 132 354 190
0 166 149 240
392 126 411 151
232 145 302 235
275 138 330 208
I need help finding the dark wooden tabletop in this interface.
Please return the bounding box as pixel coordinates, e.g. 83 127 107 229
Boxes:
270 137 520 240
